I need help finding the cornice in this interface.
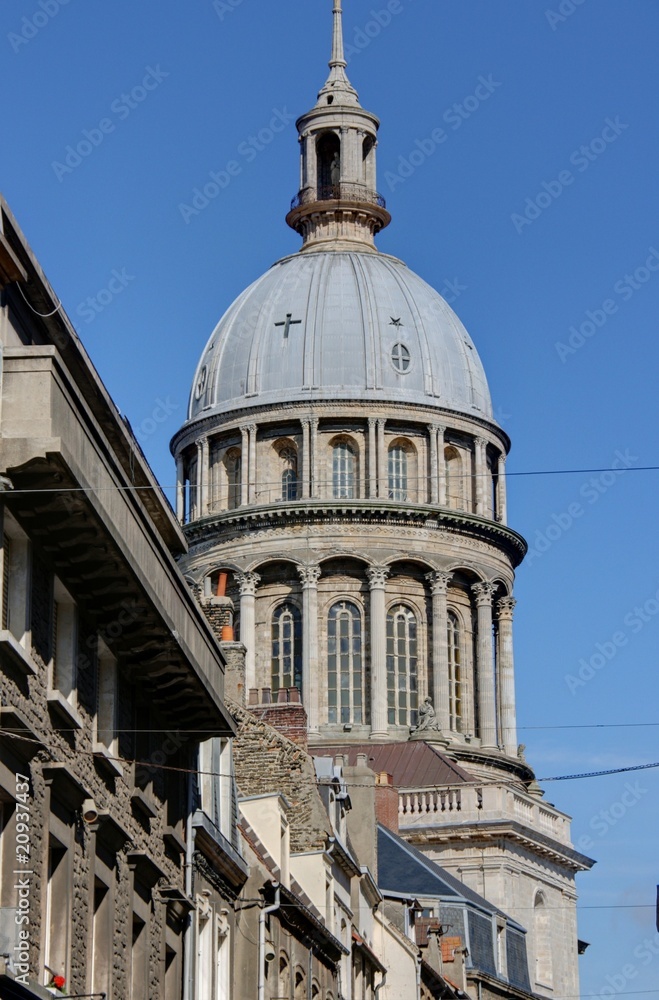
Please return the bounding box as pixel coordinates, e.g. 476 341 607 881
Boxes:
183 500 528 567
405 820 595 873
170 398 511 456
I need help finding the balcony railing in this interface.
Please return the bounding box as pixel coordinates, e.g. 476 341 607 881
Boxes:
397 784 571 846
290 184 387 211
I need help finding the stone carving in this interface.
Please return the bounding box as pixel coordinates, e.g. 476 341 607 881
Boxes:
426 571 451 595
366 566 389 588
235 571 260 596
413 697 441 733
497 596 517 621
471 581 497 605
298 565 322 587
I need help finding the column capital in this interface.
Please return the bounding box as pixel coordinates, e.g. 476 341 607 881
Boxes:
475 436 487 449
376 417 387 429
368 416 378 429
429 423 446 436
497 596 517 621
240 422 257 435
471 581 497 606
236 571 260 597
366 566 389 589
309 415 319 430
195 435 207 450
498 452 507 467
298 565 322 587
425 571 451 596
300 415 311 429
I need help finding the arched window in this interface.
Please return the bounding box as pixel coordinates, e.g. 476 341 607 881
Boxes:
226 449 242 510
279 956 290 1000
445 446 463 510
388 445 408 501
333 442 356 499
386 605 418 727
328 601 363 724
447 611 462 731
317 132 341 199
187 454 198 522
271 604 302 697
280 447 299 501
534 894 552 986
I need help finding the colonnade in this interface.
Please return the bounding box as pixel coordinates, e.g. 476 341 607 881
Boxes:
232 565 518 755
176 417 508 524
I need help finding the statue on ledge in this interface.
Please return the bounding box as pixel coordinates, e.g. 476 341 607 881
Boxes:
414 696 441 733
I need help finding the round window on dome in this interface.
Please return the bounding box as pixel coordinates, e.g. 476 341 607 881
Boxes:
391 343 411 374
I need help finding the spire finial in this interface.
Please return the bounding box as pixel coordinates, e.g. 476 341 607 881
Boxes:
317 0 359 106
330 0 347 71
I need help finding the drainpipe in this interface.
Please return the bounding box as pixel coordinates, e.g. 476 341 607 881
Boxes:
374 970 387 998
258 882 281 1000
182 763 195 1000
415 952 422 1000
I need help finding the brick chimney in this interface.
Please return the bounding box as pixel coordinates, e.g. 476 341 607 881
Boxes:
375 771 399 833
247 687 308 749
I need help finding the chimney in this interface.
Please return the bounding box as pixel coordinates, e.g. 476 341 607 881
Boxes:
375 772 399 833
251 688 308 748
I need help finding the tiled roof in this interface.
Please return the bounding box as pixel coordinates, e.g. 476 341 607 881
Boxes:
311 741 474 789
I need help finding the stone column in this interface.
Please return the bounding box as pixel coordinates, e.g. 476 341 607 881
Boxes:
377 419 387 499
428 425 439 505
497 453 508 525
368 418 377 499
497 597 517 755
247 423 257 504
236 571 260 694
240 426 249 506
437 426 447 507
426 572 451 734
196 437 209 517
471 582 497 749
474 437 487 516
367 566 390 739
310 417 319 498
301 417 311 500
175 454 185 522
298 566 321 736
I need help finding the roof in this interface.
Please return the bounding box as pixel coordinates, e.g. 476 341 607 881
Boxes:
377 824 512 922
311 741 474 789
183 250 494 427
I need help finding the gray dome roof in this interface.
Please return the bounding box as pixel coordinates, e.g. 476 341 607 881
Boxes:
187 251 493 423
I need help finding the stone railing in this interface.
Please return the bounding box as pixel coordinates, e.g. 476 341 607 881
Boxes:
290 183 387 210
398 783 571 846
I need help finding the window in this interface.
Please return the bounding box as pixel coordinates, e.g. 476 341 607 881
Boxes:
91 874 113 999
226 450 242 510
317 131 341 199
445 446 464 510
95 639 118 757
51 578 78 704
187 454 198 522
44 833 71 986
280 447 299 501
391 343 411 373
198 738 234 843
386 605 418 727
447 612 462 731
534 894 552 986
131 915 149 999
1 516 31 646
388 445 408 501
327 601 363 725
332 442 356 499
271 604 302 697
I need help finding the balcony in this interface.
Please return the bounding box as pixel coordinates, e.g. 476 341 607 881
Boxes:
290 183 387 211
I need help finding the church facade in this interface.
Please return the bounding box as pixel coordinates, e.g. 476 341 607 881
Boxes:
171 3 593 997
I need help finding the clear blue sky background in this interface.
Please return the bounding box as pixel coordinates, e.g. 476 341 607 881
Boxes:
1 1 658 995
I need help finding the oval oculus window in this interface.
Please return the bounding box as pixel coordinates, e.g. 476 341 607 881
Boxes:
391 343 411 373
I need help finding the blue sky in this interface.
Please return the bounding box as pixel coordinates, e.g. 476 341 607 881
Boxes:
1 1 658 995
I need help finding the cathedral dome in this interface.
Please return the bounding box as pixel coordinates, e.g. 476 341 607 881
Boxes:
187 249 493 424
